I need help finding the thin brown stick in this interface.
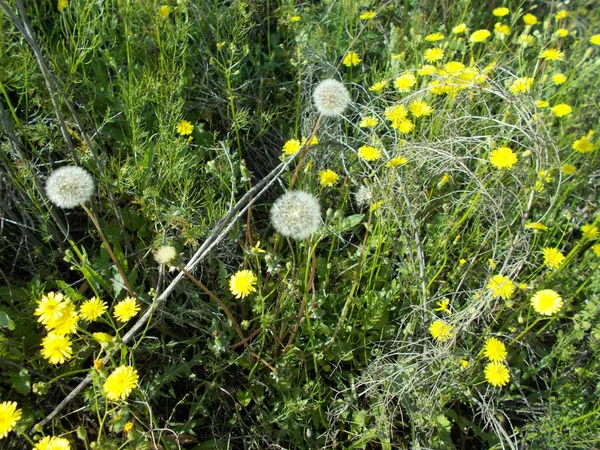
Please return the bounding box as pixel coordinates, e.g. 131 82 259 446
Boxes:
80 203 135 298
180 268 247 348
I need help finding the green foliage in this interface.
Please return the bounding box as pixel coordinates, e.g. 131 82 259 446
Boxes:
1 0 600 449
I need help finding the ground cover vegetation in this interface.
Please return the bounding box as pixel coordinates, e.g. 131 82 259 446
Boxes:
1 0 599 448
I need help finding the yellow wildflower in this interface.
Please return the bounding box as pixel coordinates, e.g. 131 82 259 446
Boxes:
343 51 361 67
229 270 257 299
319 169 340 187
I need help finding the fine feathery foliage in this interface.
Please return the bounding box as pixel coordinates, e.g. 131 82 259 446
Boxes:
1 0 600 449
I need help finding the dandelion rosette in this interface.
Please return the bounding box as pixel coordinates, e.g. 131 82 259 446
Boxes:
312 79 351 117
270 190 322 240
0 401 21 439
103 366 139 402
531 289 564 316
229 270 258 299
45 165 95 209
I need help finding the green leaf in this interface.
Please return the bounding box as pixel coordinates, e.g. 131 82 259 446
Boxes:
0 310 15 330
236 389 252 407
10 369 31 394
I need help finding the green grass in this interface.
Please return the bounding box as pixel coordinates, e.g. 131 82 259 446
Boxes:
1 0 600 448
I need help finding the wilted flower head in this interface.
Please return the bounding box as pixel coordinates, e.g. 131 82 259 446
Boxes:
312 79 351 117
154 246 178 265
45 165 95 209
270 190 322 240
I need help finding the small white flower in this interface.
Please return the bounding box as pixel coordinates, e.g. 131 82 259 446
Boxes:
270 191 322 240
312 79 351 117
154 246 178 265
45 166 95 208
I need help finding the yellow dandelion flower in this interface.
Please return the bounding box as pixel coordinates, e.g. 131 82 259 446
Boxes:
444 61 465 74
459 258 467 265
551 104 572 117
542 247 565 269
470 29 491 43
539 48 565 61
282 139 302 155
591 243 600 256
393 118 415 134
555 28 569 38
460 359 469 368
537 100 549 108
494 23 511 37
581 224 599 240
518 282 529 290
159 5 171 18
484 337 507 362
103 366 139 402
386 156 408 167
554 10 568 20
46 301 78 335
509 77 534 94
523 13 538 25
434 298 451 314
409 99 433 117
417 65 437 76
343 51 361 67
492 7 509 17
368 80 388 92
359 10 376 20
572 135 594 153
429 320 453 342
518 34 536 46
552 73 567 85
34 436 71 450
359 116 379 128
487 274 516 299
484 361 510 387
113 297 140 323
79 297 108 322
424 48 444 62
57 0 68 12
290 15 300 22
590 34 600 45
489 147 518 169
452 23 466 34
41 332 72 365
34 292 67 326
319 169 340 187
123 422 134 433
357 145 382 161
531 289 564 315
229 270 257 299
394 72 417 92
92 332 114 345
425 32 445 41
384 104 408 122
370 201 383 212
561 163 576 175
0 401 21 439
176 120 194 136
525 221 548 231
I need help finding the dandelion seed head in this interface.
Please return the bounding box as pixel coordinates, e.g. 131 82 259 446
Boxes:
270 191 321 240
312 79 351 117
154 246 178 265
45 166 95 209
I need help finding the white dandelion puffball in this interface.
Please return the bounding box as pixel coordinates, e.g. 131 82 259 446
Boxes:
354 185 373 208
270 190 322 240
45 165 95 208
312 79 351 117
154 246 178 265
